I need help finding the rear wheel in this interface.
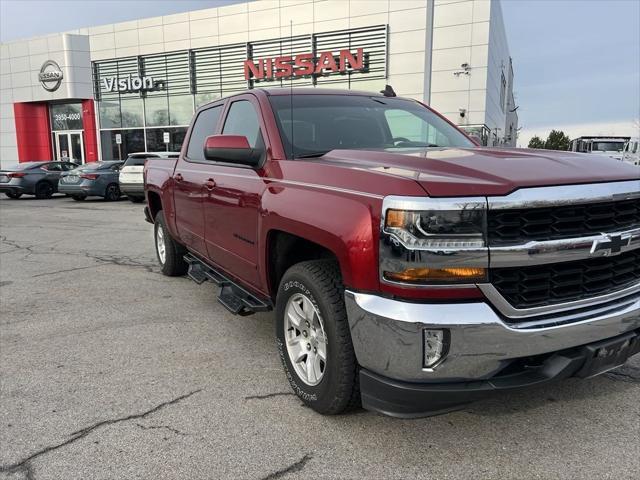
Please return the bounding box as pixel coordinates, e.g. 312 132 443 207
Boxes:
128 195 145 203
4 192 22 199
276 260 360 415
104 183 120 201
154 211 188 276
34 182 54 199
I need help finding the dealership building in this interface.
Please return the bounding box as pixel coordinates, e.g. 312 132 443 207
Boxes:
0 0 517 167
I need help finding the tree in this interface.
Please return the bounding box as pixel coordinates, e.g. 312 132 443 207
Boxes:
528 135 545 149
544 130 571 151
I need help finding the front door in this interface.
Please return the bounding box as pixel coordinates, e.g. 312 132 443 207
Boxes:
55 131 84 163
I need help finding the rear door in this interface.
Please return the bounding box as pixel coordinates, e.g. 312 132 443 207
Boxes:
41 162 63 189
203 95 267 288
173 103 224 256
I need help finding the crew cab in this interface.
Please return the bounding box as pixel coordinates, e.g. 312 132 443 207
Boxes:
144 88 640 417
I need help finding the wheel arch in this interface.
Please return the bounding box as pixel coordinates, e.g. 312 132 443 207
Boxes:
147 190 163 220
266 230 339 299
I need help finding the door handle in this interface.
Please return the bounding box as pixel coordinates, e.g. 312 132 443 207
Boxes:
204 178 216 190
174 173 183 182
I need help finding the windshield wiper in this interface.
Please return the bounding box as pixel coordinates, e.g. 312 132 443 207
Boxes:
295 151 331 159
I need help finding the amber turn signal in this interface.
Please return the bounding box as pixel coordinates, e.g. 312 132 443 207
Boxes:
384 267 486 283
385 209 408 228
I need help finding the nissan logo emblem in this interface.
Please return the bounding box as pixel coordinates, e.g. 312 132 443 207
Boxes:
39 60 63 92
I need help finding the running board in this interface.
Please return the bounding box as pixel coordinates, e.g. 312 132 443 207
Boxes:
184 253 272 316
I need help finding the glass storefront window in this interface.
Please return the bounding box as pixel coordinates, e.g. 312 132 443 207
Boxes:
99 101 122 129
50 103 83 131
121 98 144 128
195 92 219 108
169 95 194 126
146 127 187 153
100 129 145 160
145 96 169 127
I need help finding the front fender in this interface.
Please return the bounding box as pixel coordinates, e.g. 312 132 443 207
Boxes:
260 184 381 291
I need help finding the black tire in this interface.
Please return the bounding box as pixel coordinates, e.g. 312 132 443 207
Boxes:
4 192 22 199
34 182 54 199
154 211 188 276
71 195 85 201
104 183 121 201
128 195 145 203
275 260 360 415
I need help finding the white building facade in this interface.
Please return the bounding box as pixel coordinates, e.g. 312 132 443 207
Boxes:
0 0 517 167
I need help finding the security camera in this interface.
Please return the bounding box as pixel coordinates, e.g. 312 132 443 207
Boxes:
459 108 466 118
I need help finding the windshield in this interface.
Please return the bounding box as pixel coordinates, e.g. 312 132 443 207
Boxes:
268 94 474 159
124 155 156 167
592 141 625 152
73 162 118 172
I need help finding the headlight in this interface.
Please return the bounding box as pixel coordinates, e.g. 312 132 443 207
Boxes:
380 197 488 285
385 208 485 248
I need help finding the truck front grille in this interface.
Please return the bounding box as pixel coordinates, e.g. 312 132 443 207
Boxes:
490 249 640 310
488 198 640 246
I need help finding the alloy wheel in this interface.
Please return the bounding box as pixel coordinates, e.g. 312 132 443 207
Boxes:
156 226 166 265
284 293 328 386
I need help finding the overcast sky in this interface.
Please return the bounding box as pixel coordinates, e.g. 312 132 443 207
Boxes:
1 0 639 146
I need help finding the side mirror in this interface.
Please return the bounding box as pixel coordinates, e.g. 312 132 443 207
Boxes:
204 135 261 166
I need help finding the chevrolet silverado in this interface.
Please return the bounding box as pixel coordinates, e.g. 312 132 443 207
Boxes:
144 88 640 417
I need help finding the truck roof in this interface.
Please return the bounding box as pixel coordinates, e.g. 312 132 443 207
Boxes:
259 87 386 97
197 87 411 111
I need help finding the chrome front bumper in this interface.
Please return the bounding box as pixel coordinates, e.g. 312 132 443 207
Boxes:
345 290 640 382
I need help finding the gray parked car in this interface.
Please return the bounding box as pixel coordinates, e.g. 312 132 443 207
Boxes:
58 161 124 201
0 161 79 199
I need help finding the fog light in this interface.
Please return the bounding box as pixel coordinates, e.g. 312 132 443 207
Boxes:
423 329 448 368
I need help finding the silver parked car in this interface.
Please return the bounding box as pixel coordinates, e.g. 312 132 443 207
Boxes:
0 161 79 199
119 152 179 203
58 161 124 201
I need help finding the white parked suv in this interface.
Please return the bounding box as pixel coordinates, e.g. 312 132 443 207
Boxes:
622 138 639 166
119 152 179 203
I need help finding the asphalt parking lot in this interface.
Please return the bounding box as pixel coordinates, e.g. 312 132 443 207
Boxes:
0 195 639 480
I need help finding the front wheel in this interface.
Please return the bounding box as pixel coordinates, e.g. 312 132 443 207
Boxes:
275 260 360 415
154 211 188 276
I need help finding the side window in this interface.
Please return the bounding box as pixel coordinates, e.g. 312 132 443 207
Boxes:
222 100 262 148
60 163 74 171
186 105 223 161
44 163 62 171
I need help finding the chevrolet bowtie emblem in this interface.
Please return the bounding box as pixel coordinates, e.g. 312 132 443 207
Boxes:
590 234 631 256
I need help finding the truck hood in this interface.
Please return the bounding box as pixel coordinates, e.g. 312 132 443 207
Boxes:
313 147 640 196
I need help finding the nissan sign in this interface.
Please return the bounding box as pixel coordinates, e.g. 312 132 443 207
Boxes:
39 60 63 92
244 48 366 81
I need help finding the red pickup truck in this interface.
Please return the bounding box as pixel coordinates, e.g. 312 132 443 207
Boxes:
144 88 640 417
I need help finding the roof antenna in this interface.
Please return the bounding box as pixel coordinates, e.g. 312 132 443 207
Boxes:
380 85 396 97
289 20 295 160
